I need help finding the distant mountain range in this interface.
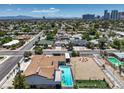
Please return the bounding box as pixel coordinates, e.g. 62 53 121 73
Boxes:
0 15 40 19
0 15 81 20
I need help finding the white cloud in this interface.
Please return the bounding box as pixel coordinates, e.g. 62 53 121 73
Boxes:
32 8 60 13
50 8 55 10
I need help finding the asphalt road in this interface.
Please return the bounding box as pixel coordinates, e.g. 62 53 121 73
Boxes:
0 56 22 81
0 51 24 56
0 32 42 81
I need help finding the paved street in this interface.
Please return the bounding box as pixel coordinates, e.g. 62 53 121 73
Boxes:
0 51 24 56
0 32 42 82
0 50 34 56
0 56 22 81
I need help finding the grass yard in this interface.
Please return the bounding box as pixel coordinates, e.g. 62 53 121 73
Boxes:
75 80 110 89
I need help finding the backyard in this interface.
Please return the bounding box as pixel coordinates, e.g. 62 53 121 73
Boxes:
75 80 110 89
71 57 106 80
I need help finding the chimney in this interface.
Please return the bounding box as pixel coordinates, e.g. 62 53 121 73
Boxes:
36 67 40 75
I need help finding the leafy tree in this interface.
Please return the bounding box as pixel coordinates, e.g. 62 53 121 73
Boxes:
67 42 73 51
119 65 122 75
94 23 100 29
13 63 28 89
94 31 100 39
23 51 32 58
46 34 54 40
43 44 48 49
120 39 124 50
72 50 78 57
87 42 94 49
89 28 97 35
108 31 115 37
38 25 43 30
0 37 12 44
112 38 121 50
0 31 6 36
98 35 107 49
10 45 16 50
34 41 38 46
22 27 31 33
101 21 110 29
82 32 91 41
34 47 43 55
13 73 28 89
14 31 19 35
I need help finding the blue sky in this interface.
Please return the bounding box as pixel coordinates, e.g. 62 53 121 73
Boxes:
0 4 124 17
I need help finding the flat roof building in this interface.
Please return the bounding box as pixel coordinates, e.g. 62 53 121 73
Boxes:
3 40 19 47
112 52 124 61
82 14 95 20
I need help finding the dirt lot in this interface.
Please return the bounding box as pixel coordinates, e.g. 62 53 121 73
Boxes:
71 56 106 80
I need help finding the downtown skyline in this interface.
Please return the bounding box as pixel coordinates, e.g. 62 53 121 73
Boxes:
0 4 124 18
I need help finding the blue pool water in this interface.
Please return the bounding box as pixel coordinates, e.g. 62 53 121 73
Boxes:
59 66 73 87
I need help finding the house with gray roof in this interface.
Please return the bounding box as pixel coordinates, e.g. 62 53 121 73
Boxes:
70 39 88 46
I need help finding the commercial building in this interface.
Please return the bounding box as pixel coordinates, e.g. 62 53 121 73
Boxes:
103 10 124 20
82 14 95 20
119 12 124 20
111 10 119 20
104 10 110 20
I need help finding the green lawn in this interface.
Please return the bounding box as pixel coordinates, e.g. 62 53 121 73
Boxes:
75 80 110 89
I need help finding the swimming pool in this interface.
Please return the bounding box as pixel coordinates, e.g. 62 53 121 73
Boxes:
107 57 122 66
59 66 73 87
